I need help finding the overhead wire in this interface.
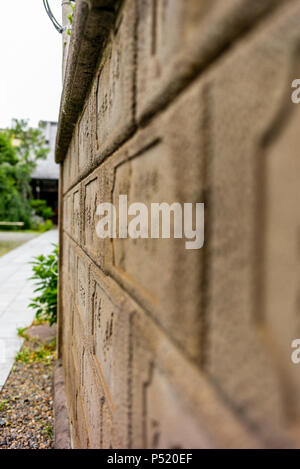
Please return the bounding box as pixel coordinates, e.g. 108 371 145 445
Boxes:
43 0 72 34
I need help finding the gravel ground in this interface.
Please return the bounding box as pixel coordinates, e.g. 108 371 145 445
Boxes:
0 335 55 449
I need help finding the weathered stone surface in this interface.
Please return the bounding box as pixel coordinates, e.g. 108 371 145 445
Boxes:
80 349 104 448
69 125 79 189
136 0 283 122
56 0 116 163
89 265 132 448
60 263 74 364
54 361 71 449
263 104 300 420
82 166 111 268
63 183 82 243
62 126 79 195
101 400 115 449
131 332 211 449
59 0 300 450
74 388 90 448
80 78 206 359
93 0 136 163
103 79 206 360
72 186 82 243
78 102 93 177
203 0 300 445
62 151 70 195
76 251 89 322
130 311 263 449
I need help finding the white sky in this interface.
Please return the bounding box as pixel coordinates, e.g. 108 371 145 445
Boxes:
0 0 62 128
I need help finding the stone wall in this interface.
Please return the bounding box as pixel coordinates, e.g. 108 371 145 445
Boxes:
56 0 300 448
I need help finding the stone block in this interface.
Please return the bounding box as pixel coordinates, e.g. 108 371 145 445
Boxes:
69 125 79 188
62 153 70 195
72 306 85 373
62 127 79 194
61 283 73 361
75 251 89 322
72 185 82 244
78 101 93 178
63 353 75 426
136 0 282 121
129 311 259 448
58 0 300 450
62 234 76 293
89 265 132 447
101 400 115 449
62 234 70 289
63 193 72 235
81 349 104 448
82 166 112 268
94 0 136 163
63 184 81 242
203 0 300 445
74 387 90 448
101 77 206 360
68 237 76 293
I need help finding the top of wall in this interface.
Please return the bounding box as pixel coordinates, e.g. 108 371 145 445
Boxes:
55 0 119 163
55 0 283 164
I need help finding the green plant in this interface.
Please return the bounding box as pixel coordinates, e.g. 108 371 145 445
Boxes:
66 1 75 35
16 340 56 365
42 424 53 441
0 133 32 228
32 317 45 326
17 327 30 341
29 245 58 326
0 400 9 412
37 219 53 233
30 199 54 221
0 120 50 229
6 119 49 164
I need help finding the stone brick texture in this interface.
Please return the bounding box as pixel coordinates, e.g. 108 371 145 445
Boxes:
59 0 300 448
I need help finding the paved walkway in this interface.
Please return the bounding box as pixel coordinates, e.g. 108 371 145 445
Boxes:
0 230 58 390
0 231 40 257
0 231 39 243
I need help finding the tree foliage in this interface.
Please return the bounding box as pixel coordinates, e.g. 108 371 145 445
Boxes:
6 119 49 164
0 120 50 228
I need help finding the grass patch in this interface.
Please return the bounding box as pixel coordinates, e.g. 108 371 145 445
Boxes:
15 338 56 365
42 424 53 441
17 326 30 341
0 399 9 411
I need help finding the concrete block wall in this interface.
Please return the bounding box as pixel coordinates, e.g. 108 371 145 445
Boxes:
57 0 300 448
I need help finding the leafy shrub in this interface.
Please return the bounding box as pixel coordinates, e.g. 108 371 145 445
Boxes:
16 339 56 365
30 199 54 221
34 219 53 233
37 219 53 232
29 244 58 326
0 134 33 228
